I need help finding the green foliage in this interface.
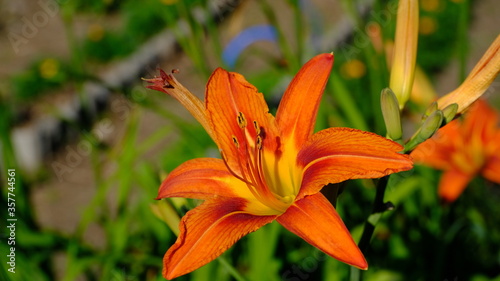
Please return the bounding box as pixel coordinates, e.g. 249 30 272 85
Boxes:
82 30 136 62
10 58 71 101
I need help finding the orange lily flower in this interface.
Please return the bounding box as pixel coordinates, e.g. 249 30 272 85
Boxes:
411 99 500 202
145 53 413 279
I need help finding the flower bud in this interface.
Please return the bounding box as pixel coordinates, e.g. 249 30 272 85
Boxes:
419 110 444 141
422 101 438 120
405 110 443 152
381 88 403 142
389 0 419 109
442 103 458 124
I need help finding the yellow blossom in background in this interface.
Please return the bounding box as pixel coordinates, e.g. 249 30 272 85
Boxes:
88 24 105 42
420 0 441 12
340 59 366 79
39 58 60 79
419 16 437 35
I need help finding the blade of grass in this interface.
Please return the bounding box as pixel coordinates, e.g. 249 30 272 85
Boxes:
330 72 369 131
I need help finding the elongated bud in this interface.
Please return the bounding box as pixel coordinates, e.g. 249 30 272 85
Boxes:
437 35 500 113
442 103 458 124
389 0 419 110
143 69 215 141
405 110 443 152
381 88 403 142
150 200 181 236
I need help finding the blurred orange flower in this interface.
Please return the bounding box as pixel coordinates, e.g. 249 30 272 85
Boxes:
411 99 500 202
146 53 413 279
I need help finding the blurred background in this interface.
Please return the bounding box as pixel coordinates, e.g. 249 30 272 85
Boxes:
0 0 499 280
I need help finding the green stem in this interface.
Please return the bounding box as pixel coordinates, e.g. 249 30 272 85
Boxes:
352 176 393 281
350 266 361 281
358 176 391 253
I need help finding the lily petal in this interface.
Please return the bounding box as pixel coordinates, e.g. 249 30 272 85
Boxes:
438 170 473 203
462 99 498 141
205 68 280 175
157 158 279 215
483 156 500 183
163 197 276 280
411 121 460 171
157 158 252 200
276 53 334 149
276 193 367 269
297 128 413 199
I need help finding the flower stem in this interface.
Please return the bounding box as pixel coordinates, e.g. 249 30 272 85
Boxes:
352 176 394 281
358 176 392 253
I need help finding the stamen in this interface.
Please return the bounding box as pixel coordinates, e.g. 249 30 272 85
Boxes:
160 69 174 88
222 118 289 213
231 135 240 148
253 120 261 135
237 112 247 128
220 151 248 184
256 136 263 150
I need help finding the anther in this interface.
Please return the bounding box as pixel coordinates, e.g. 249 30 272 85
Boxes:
156 69 175 88
256 136 263 150
253 120 261 135
237 112 247 128
232 135 240 148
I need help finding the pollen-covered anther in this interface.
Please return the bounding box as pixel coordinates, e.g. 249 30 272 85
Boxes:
237 112 247 128
256 135 263 150
231 135 240 148
253 120 261 135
